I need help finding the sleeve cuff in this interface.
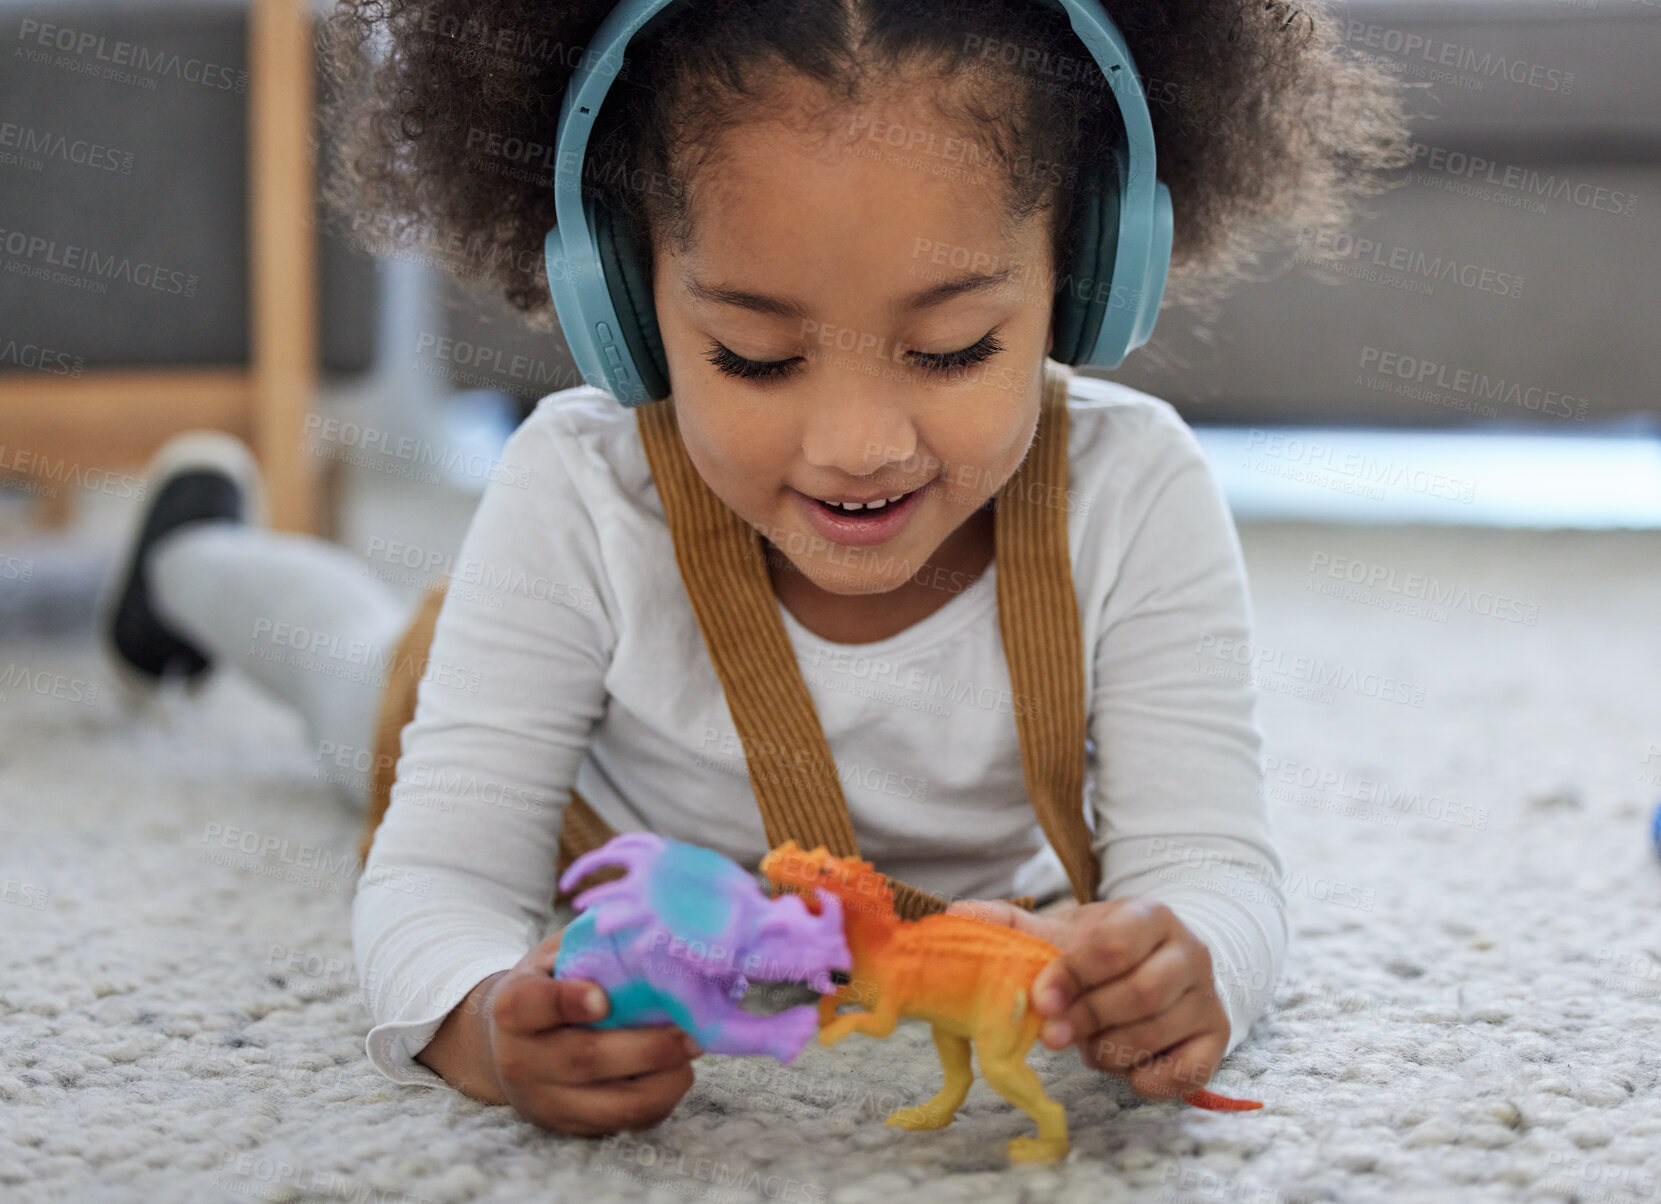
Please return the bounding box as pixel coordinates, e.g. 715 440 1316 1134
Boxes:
362 952 524 1087
1142 891 1286 1063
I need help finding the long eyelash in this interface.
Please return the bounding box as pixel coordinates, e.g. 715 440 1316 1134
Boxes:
705 328 1005 383
910 329 1004 375
704 342 799 382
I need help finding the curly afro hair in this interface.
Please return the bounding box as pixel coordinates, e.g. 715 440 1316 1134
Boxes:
320 0 1412 330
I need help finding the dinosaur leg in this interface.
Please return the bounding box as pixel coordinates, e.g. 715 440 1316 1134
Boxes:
885 1025 973 1131
818 979 902 1045
977 1046 1069 1164
817 990 845 1028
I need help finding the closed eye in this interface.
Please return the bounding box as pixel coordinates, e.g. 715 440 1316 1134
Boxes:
704 328 1005 384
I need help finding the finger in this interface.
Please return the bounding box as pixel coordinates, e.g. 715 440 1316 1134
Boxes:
535 1023 702 1087
1040 938 1191 1049
944 898 1062 942
1033 897 1174 1017
1127 1028 1228 1103
494 974 608 1036
530 931 566 970
541 1061 697 1136
1082 987 1213 1078
944 898 1017 924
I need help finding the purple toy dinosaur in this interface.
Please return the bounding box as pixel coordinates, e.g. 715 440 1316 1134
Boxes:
552 832 850 1062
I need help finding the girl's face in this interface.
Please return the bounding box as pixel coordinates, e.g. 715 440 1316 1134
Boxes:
651 80 1057 603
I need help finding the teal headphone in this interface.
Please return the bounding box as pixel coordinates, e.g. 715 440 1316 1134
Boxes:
544 0 1173 407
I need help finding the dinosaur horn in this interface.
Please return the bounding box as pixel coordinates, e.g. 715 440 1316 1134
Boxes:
558 831 664 895
761 840 813 882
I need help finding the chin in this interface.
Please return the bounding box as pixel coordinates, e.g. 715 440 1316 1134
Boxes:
810 569 910 597
806 541 932 595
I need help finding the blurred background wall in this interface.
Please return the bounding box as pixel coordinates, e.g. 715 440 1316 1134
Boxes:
409 1 1661 430
2 0 1658 538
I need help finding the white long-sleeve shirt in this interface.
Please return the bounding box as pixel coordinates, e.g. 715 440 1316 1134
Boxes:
353 374 1289 1086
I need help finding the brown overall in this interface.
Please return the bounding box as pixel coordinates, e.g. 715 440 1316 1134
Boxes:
356 358 1099 921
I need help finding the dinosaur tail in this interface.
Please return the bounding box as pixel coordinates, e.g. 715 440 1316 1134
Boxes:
1180 1088 1263 1112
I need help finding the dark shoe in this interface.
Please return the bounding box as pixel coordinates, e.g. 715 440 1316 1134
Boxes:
95 432 265 700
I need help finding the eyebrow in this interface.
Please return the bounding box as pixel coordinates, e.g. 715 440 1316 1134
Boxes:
682 267 1017 320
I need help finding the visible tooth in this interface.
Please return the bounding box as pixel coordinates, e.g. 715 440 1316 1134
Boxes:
826 491 909 512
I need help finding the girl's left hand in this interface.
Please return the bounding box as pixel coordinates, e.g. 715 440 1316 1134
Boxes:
945 895 1230 1101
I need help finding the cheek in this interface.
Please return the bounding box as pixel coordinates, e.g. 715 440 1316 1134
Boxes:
676 393 794 495
928 393 1038 489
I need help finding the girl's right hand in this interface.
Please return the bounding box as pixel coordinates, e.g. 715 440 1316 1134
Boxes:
423 931 703 1136
492 932 704 1135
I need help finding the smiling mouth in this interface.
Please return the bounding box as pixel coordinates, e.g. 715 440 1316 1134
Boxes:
807 487 920 516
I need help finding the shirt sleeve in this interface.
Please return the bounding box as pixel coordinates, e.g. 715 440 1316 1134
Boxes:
351 406 616 1086
1087 407 1289 1061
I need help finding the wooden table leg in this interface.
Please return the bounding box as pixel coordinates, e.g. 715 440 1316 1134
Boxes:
249 0 320 534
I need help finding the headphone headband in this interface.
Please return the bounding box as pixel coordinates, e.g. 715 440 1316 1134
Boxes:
546 0 1171 405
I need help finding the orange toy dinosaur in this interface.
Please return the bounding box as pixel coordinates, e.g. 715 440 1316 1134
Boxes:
759 841 1263 1164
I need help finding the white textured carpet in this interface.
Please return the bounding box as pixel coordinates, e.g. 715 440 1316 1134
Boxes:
3 520 1660 1204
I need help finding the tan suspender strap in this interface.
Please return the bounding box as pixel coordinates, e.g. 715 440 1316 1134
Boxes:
358 581 448 867
633 399 864 861
998 359 1099 907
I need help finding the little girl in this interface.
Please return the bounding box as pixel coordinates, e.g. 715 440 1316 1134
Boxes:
102 0 1406 1138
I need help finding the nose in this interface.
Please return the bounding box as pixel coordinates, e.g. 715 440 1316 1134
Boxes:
798 372 918 482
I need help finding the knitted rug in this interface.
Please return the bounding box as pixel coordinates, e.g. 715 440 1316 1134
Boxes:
2 520 1658 1204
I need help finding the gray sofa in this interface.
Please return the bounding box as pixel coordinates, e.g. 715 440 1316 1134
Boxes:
0 1 375 373
1110 1 1661 427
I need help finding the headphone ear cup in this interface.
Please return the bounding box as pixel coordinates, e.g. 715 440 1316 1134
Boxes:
594 199 673 401
1049 154 1121 367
